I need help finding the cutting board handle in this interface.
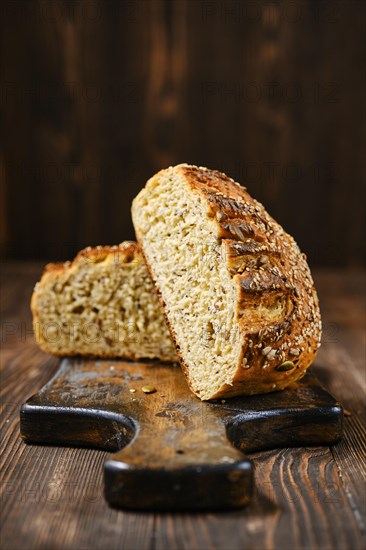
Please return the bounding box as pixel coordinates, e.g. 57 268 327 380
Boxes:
104 412 253 510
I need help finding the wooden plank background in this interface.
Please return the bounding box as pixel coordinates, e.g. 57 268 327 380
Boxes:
0 0 365 265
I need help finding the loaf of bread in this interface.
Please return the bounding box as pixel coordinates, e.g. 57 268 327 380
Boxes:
31 241 177 361
132 164 322 400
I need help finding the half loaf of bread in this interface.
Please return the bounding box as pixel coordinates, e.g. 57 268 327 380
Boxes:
31 241 177 361
132 164 322 400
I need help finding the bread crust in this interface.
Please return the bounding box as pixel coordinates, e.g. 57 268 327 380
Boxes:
133 165 322 399
39 241 140 278
31 242 176 362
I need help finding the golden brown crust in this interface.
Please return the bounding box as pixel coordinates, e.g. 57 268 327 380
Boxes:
184 165 321 397
41 241 140 277
134 164 322 399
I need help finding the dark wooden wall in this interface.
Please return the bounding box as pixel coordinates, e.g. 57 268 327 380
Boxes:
1 0 365 265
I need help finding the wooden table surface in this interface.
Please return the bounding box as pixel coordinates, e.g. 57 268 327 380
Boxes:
1 263 365 550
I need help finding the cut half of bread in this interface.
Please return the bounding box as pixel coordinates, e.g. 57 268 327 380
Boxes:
132 164 322 400
31 241 178 362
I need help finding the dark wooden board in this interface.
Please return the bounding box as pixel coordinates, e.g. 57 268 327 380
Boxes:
20 358 342 511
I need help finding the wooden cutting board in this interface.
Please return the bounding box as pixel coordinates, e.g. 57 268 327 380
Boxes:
20 359 343 511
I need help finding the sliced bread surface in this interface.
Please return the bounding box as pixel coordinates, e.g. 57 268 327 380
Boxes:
31 241 177 361
132 164 321 400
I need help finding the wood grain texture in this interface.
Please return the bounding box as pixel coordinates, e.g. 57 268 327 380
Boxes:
0 263 365 549
0 0 365 266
